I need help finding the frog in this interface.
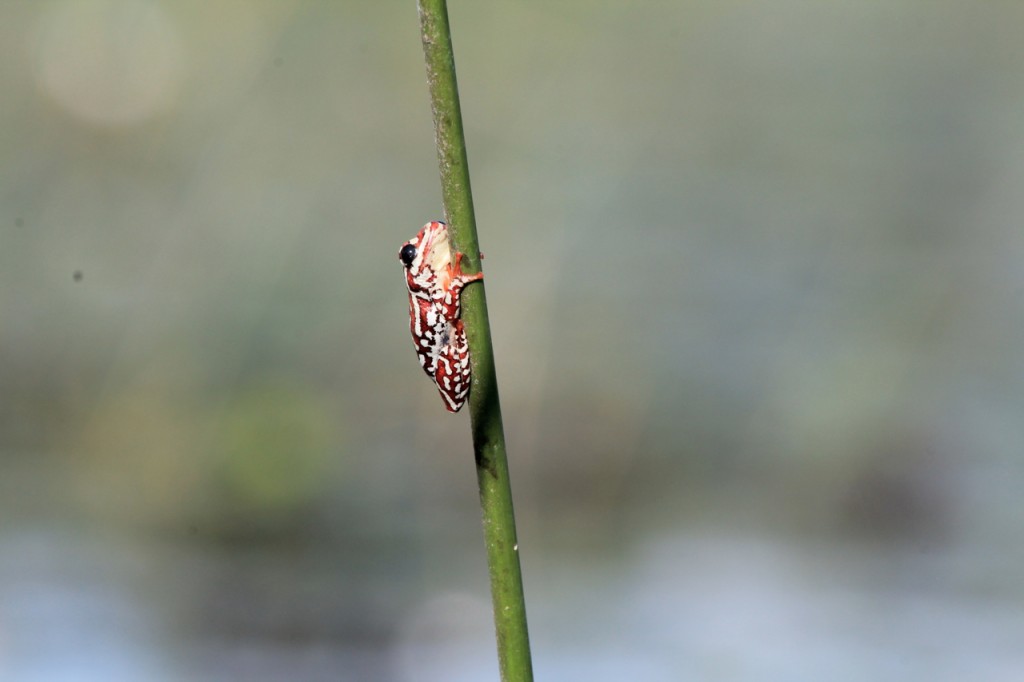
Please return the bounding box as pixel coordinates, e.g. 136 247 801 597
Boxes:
399 220 484 412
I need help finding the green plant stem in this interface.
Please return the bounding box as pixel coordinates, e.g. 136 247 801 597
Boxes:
417 2 534 680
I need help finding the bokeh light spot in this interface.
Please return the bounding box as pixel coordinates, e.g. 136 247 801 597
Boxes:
33 0 185 127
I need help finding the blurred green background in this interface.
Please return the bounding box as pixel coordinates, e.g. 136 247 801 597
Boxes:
3 1 1024 680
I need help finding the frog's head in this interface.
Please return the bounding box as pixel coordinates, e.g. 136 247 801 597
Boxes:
399 221 452 282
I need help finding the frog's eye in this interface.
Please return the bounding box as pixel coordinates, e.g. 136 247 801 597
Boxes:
399 244 417 267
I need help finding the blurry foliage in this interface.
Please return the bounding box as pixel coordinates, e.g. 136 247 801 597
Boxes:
73 373 205 527
67 368 340 537
0 0 1021 548
213 382 336 521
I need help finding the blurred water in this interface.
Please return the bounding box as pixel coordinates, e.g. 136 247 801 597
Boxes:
2 526 1022 681
3 0 1024 680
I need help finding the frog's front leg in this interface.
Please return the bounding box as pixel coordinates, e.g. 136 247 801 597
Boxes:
442 252 484 319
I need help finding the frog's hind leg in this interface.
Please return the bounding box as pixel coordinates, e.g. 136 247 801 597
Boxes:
432 319 472 412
